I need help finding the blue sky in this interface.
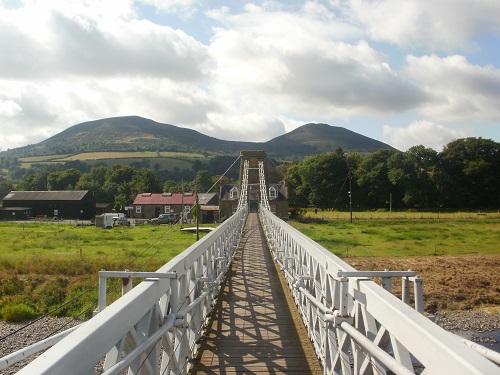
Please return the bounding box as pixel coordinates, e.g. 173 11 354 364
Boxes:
0 0 499 152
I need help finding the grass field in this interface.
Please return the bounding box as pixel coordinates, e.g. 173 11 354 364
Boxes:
56 151 206 161
18 151 208 170
290 214 500 312
290 218 500 258
0 214 498 320
0 223 210 320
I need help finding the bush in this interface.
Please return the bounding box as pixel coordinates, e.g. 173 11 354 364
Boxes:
2 303 36 322
289 208 307 220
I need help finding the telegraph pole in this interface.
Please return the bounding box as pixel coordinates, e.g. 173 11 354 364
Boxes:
196 193 199 241
349 171 352 223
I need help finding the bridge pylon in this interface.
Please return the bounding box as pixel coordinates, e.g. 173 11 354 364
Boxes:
238 150 270 212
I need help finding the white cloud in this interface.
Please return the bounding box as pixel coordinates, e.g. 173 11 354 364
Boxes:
207 8 427 132
0 3 213 80
139 0 199 20
0 0 498 152
383 121 467 151
344 0 500 50
0 99 21 117
201 113 286 142
405 54 500 123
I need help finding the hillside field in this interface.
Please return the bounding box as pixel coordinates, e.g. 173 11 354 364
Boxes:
19 151 209 170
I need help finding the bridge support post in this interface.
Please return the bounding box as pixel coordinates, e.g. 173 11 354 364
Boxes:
98 270 107 313
414 276 424 314
402 271 411 305
339 276 349 316
122 269 132 295
381 269 392 292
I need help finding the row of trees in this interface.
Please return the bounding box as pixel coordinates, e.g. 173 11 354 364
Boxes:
1 137 498 211
285 138 500 210
13 165 221 210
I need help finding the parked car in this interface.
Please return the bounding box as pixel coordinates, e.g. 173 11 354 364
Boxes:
150 213 179 225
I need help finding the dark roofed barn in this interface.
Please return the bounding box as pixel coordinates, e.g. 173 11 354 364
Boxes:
1 191 96 220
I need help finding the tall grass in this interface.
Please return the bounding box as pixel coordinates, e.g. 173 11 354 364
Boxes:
290 217 500 258
0 222 210 320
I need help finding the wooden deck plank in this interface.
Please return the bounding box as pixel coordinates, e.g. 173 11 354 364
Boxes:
190 213 322 375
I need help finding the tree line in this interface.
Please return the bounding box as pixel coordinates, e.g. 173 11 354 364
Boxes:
1 137 498 212
284 137 500 211
4 165 222 210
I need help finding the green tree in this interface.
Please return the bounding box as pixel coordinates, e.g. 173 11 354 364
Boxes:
356 149 400 208
131 168 162 197
75 166 111 202
298 149 350 209
283 162 310 208
46 169 82 190
17 172 49 191
190 170 213 193
0 177 14 192
163 180 180 193
387 146 439 209
439 138 500 208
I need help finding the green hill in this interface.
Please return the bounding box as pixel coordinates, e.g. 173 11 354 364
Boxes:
2 116 396 159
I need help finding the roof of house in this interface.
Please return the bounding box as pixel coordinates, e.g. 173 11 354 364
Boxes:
269 184 289 200
132 193 197 205
3 190 90 201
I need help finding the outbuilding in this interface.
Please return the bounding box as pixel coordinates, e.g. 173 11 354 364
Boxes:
1 190 96 220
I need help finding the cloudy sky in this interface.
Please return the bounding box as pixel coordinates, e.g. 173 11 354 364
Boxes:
1 0 499 152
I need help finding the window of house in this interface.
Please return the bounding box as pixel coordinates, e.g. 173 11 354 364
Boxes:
136 206 142 214
232 205 238 214
184 206 191 214
164 206 171 213
230 187 238 199
270 204 276 213
269 186 277 199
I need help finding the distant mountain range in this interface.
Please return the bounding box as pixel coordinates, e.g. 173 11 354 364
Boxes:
3 116 396 159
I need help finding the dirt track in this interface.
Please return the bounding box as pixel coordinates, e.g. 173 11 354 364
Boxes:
346 253 500 313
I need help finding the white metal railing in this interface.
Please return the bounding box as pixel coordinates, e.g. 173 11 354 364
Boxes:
14 207 248 375
259 207 498 375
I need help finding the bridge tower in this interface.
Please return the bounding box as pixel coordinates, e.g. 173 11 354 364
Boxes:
239 150 269 212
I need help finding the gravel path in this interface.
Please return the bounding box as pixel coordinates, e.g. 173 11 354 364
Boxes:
0 312 498 374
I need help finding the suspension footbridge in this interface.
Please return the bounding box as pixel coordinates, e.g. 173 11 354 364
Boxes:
1 151 499 374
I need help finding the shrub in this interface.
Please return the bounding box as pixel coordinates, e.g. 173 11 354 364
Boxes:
0 276 24 296
2 303 36 322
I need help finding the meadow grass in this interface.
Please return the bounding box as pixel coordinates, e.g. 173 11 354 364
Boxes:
1 215 498 320
290 217 500 258
0 222 211 320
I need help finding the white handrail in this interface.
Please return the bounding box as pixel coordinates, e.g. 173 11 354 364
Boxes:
260 206 498 375
16 207 248 375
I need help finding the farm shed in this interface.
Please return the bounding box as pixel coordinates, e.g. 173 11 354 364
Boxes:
132 192 197 221
1 190 96 220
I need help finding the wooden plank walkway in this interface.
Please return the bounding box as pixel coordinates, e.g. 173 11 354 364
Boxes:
190 213 322 374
